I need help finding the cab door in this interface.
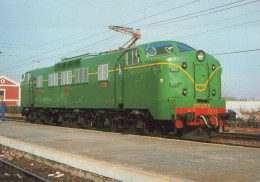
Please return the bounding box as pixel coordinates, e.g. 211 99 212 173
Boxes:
194 64 209 100
123 48 141 108
114 54 126 109
28 73 35 107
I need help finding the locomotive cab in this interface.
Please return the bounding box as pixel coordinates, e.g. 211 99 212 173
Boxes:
172 44 226 137
137 41 227 138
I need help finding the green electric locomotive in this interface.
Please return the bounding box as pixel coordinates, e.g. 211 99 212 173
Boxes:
21 40 228 137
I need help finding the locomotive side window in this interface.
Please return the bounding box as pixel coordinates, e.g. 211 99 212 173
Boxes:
126 49 139 66
119 63 124 76
25 72 31 82
144 43 173 57
61 71 72 85
177 44 194 52
75 68 88 83
37 76 43 88
98 64 108 81
48 73 58 87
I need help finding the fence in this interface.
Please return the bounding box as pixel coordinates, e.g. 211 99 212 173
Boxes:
226 101 260 112
5 106 22 114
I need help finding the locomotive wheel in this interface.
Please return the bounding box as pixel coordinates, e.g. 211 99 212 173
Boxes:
77 116 86 128
143 112 157 135
49 114 59 125
177 128 184 137
25 113 31 122
110 120 118 132
26 112 38 123
143 123 150 135
143 123 161 136
40 115 50 125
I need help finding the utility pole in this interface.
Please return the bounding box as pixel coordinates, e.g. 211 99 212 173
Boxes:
33 60 40 69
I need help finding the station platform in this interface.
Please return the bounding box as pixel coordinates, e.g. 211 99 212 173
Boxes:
0 120 259 182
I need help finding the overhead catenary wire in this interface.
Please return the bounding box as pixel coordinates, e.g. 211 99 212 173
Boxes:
0 0 170 70
11 0 170 57
1 0 259 72
212 48 260 56
38 0 169 46
0 33 121 72
136 0 260 29
1 1 182 69
35 0 198 61
103 18 260 53
141 10 260 41
29 0 260 63
0 29 111 68
174 19 260 40
122 0 200 27
37 34 125 62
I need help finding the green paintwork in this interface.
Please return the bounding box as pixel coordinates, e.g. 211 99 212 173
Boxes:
21 40 226 120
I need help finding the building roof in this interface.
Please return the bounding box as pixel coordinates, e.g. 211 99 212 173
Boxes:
0 75 20 86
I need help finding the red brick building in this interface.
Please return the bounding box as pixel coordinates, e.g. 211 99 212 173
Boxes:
0 75 20 106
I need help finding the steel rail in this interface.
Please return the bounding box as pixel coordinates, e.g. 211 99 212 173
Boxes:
205 140 260 148
162 135 260 148
220 132 260 140
0 159 50 182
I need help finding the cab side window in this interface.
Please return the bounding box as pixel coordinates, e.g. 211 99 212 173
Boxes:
126 49 140 66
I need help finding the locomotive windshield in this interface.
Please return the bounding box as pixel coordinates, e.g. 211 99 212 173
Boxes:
177 43 195 52
144 43 173 57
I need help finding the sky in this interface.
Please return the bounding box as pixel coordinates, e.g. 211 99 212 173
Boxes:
0 0 260 100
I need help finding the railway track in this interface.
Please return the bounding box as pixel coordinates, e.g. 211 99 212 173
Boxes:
0 159 50 182
206 132 260 148
220 132 260 140
163 134 260 148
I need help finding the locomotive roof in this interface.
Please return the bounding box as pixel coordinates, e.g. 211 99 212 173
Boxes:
25 40 196 74
60 53 100 62
132 40 195 49
59 40 195 62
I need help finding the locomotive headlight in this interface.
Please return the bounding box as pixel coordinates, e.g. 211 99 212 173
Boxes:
212 89 216 96
196 50 206 62
212 64 216 70
182 88 188 96
182 62 187 70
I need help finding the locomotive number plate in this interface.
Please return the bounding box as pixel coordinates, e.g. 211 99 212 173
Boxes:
193 103 210 108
